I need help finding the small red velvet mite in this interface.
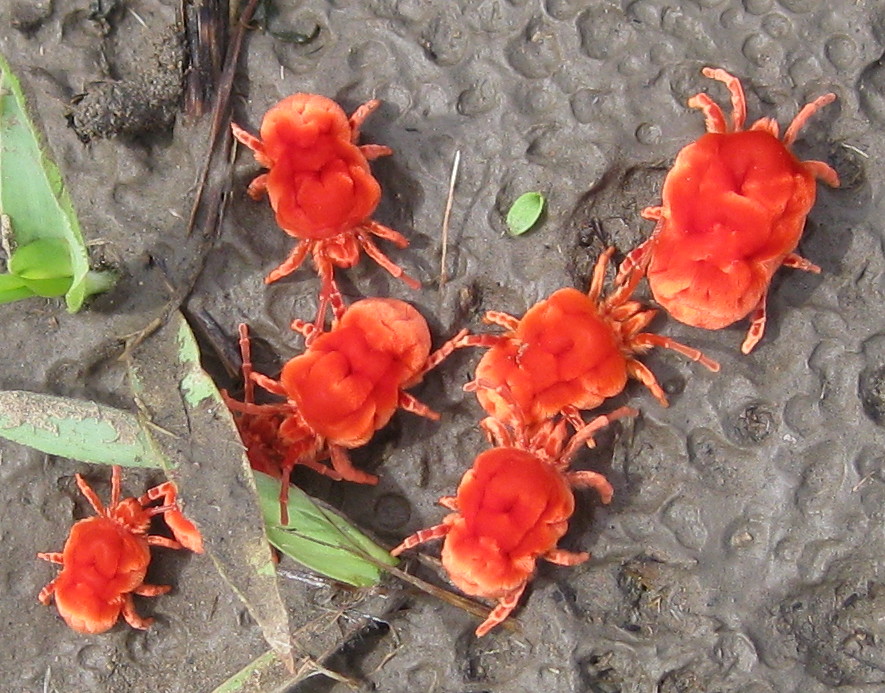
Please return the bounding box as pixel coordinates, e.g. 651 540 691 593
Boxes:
619 67 840 353
38 466 203 634
225 297 468 523
457 247 718 431
392 400 636 637
231 94 419 326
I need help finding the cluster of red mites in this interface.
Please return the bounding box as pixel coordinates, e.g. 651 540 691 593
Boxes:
40 67 836 638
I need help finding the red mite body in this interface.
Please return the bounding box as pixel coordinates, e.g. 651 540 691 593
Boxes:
231 94 419 324
392 405 636 636
225 298 467 522
619 67 839 353
459 248 718 428
38 466 203 634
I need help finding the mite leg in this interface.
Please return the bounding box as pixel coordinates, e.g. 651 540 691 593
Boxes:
245 174 269 200
782 253 821 274
358 225 421 289
37 552 64 564
562 406 638 462
741 295 768 355
37 577 59 605
265 240 311 284
802 160 840 188
418 329 472 377
783 93 836 147
360 144 393 160
701 67 747 131
328 446 379 485
616 237 655 285
390 523 451 556
632 333 721 372
749 117 779 138
438 496 458 511
566 470 614 505
586 247 615 303
483 311 520 331
475 583 526 638
626 360 669 407
398 391 440 421
348 99 383 143
544 548 590 566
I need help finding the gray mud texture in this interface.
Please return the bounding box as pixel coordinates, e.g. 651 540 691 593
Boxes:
1 0 884 691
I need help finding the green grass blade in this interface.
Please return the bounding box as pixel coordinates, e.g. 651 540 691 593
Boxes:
255 471 396 587
0 390 162 467
0 51 112 311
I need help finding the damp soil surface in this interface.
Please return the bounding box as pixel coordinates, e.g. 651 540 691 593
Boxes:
2 1 885 691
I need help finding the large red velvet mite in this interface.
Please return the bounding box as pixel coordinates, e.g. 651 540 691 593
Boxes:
619 67 839 353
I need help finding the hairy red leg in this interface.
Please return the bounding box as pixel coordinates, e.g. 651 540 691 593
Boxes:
347 99 382 143
587 247 615 303
700 66 747 131
356 227 421 290
687 93 729 134
110 464 121 509
741 295 767 355
37 578 58 605
238 323 256 406
137 481 204 553
606 259 644 308
544 548 590 566
749 117 779 137
363 219 410 247
360 144 393 160
225 399 293 416
75 474 106 516
418 329 472 377
482 310 520 331
438 495 458 510
475 583 526 638
147 535 184 550
311 249 345 336
265 240 310 284
616 237 654 285
626 360 669 407
398 391 440 421
803 160 840 188
566 471 614 504
631 332 720 372
120 594 153 630
249 371 288 397
479 415 513 448
328 445 379 485
782 253 821 274
455 334 505 352
246 174 269 200
783 92 836 147
290 318 319 341
133 583 172 597
561 406 637 463
230 122 263 155
390 523 451 556
37 552 63 564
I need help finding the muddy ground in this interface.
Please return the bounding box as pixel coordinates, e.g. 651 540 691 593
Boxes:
1 0 884 691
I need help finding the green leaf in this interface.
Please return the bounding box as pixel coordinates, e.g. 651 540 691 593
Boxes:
505 191 545 236
20 275 73 297
0 51 114 310
254 471 397 588
9 238 73 278
0 390 162 467
0 273 34 303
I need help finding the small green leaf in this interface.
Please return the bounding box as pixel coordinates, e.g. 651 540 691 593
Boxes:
9 238 73 279
20 275 73 297
255 471 397 587
505 191 545 236
0 51 114 310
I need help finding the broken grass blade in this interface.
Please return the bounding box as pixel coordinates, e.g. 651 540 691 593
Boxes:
0 50 114 311
0 390 161 468
254 471 396 588
127 312 293 670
